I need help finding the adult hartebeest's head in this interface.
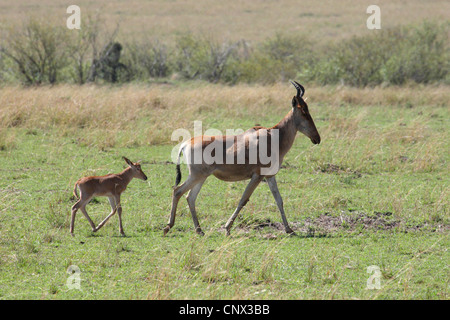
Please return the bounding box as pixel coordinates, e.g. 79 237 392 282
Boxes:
290 80 321 144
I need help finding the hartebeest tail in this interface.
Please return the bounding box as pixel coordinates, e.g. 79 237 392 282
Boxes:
175 164 182 187
165 80 321 236
174 143 185 187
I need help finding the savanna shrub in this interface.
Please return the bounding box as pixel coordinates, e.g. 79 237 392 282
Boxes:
381 22 449 85
0 20 447 87
227 33 318 84
123 39 170 81
309 22 449 86
173 33 239 83
1 19 70 84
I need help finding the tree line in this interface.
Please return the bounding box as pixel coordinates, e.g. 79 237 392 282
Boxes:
0 18 448 86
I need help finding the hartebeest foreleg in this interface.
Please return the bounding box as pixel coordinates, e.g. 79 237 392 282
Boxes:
266 176 295 234
224 174 264 235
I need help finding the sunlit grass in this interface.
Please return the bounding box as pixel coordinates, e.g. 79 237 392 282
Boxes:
0 83 448 299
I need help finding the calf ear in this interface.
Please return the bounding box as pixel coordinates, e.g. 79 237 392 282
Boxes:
122 156 133 166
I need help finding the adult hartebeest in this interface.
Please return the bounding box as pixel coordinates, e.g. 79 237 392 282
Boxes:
165 81 320 236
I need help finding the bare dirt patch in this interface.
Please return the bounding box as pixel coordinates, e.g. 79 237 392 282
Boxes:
317 163 362 177
297 211 399 235
245 211 448 237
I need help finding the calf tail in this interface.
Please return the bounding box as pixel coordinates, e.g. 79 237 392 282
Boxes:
73 182 79 200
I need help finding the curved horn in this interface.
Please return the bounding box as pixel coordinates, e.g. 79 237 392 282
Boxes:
290 80 305 97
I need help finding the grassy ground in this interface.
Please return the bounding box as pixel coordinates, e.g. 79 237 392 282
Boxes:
0 83 448 299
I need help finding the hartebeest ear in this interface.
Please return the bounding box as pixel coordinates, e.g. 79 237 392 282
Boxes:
292 95 306 111
123 156 133 167
292 96 298 108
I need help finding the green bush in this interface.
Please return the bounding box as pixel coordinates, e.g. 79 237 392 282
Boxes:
381 22 449 85
173 33 239 83
1 19 70 84
226 33 317 84
123 39 170 81
0 20 447 87
309 22 449 86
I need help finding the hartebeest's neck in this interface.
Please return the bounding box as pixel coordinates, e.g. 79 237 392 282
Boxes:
272 110 297 159
117 167 134 185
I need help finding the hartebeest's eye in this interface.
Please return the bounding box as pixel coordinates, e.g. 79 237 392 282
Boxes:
301 104 311 116
298 99 309 114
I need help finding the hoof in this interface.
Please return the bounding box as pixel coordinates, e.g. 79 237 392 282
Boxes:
196 228 205 236
285 228 296 236
163 225 171 236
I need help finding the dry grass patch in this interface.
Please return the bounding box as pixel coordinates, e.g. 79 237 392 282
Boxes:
1 0 448 44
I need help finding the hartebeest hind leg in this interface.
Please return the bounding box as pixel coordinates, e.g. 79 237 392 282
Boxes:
164 176 202 236
224 174 264 235
186 178 207 235
266 176 295 235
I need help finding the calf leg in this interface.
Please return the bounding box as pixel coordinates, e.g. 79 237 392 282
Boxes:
80 204 97 232
71 194 96 234
115 195 125 236
94 196 118 233
70 200 81 235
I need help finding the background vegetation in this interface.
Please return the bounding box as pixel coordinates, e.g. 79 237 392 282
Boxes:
0 18 449 86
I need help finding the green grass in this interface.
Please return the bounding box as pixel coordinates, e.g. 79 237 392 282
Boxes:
0 84 448 299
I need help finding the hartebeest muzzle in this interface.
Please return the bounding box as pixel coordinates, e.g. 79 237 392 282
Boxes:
311 135 321 145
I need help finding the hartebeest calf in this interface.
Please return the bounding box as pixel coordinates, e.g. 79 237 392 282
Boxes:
165 81 321 236
70 157 147 236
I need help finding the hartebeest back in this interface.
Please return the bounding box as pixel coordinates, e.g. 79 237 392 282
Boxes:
165 81 320 236
70 157 148 236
